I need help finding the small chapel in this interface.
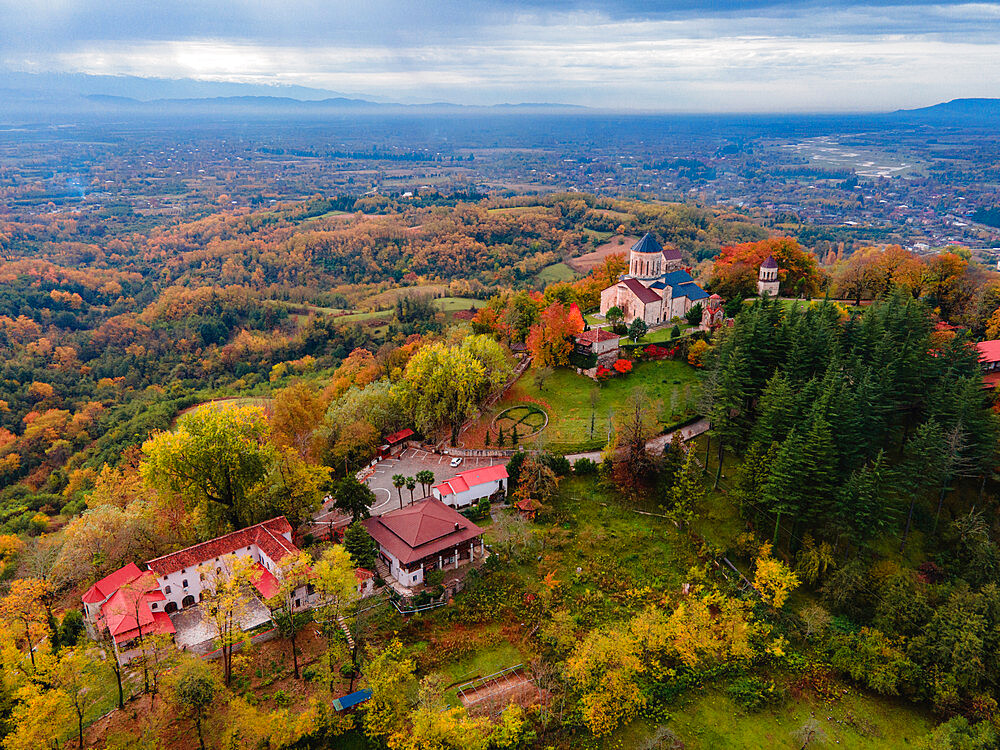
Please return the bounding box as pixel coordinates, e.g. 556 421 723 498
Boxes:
599 233 709 325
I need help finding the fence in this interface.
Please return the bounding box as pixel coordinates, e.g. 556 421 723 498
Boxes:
434 355 532 450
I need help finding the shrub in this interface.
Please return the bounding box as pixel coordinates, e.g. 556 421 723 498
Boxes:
726 675 783 712
573 457 597 475
301 666 318 682
340 662 358 678
272 690 292 707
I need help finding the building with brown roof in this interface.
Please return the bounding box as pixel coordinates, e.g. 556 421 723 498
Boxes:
574 327 620 366
362 498 485 588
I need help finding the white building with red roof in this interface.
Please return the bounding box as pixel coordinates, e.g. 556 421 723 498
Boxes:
82 563 176 661
82 517 325 662
977 340 1000 388
144 517 310 614
431 464 507 509
362 498 485 588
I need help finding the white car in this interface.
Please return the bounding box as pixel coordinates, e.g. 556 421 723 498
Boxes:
450 457 463 468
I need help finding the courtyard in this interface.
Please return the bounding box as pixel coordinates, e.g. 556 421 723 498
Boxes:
170 597 273 653
364 447 509 515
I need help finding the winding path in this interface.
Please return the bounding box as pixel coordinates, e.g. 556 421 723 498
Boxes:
564 417 710 462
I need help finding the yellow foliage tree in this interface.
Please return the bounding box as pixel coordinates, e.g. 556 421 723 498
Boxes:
363 640 416 741
753 542 800 609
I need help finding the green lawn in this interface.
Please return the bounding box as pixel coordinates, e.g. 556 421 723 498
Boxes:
619 325 693 346
337 309 394 322
536 262 580 285
489 359 703 453
533 476 698 596
434 296 486 312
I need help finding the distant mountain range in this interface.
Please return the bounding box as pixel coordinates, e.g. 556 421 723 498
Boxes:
0 72 587 120
892 98 1000 120
0 71 997 121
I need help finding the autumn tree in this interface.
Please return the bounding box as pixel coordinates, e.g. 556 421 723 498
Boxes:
711 237 824 299
525 302 584 368
267 550 314 679
271 380 328 460
606 389 659 497
396 336 510 442
52 645 104 750
363 639 416 742
752 543 800 608
0 578 52 672
313 545 361 693
170 656 218 750
198 554 256 686
140 406 276 531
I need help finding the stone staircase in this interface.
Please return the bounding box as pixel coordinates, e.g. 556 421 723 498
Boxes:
336 616 355 649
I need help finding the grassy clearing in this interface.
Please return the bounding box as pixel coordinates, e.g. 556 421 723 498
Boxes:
441 639 524 686
535 262 580 285
433 296 486 312
537 476 697 595
663 689 934 750
481 360 702 452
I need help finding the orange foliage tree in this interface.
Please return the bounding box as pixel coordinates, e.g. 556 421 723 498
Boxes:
711 238 824 299
526 302 585 368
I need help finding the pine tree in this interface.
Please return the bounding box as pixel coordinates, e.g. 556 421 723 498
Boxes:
733 441 779 515
668 448 705 527
708 343 751 488
752 372 798 445
343 521 377 570
762 414 837 547
837 449 894 539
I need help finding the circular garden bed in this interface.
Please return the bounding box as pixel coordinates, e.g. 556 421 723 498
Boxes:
490 404 549 440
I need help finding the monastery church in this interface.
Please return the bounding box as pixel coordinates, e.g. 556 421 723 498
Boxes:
599 233 709 325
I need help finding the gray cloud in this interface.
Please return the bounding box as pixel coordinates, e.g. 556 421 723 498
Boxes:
1 1 998 110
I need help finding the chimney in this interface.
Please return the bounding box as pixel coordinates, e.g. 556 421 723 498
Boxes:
454 523 461 532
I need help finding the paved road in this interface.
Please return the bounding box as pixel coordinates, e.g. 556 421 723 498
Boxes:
565 417 710 462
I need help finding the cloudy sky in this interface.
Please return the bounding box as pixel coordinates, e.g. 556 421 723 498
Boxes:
1 0 998 111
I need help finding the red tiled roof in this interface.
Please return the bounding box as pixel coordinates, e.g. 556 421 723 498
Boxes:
250 562 280 600
100 571 165 640
977 340 1000 365
355 568 375 581
114 610 175 645
384 428 414 445
146 517 296 576
576 328 618 345
362 498 484 565
621 277 662 306
83 562 144 605
433 464 507 496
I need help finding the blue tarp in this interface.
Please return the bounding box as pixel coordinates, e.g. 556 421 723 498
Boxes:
333 688 372 711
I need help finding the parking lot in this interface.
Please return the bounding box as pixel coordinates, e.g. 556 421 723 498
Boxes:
364 447 509 516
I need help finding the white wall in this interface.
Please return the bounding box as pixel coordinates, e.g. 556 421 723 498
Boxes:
432 478 503 509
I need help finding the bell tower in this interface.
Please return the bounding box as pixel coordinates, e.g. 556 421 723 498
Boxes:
757 255 780 296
